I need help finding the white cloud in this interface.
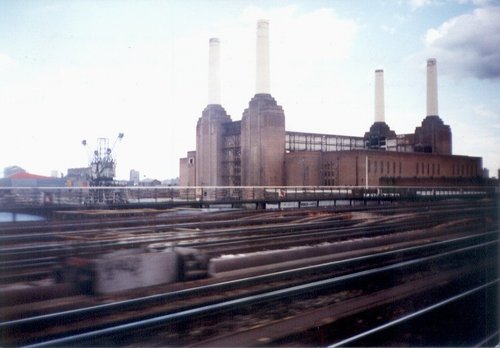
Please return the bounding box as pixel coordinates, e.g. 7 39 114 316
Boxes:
454 120 500 173
410 0 494 9
409 0 437 10
192 5 360 135
457 0 495 6
421 6 500 79
0 53 15 73
235 6 360 133
473 104 498 119
381 24 396 35
241 6 358 63
0 5 360 179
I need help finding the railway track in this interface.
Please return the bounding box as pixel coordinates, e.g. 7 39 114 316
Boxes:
328 280 499 347
0 202 493 257
0 199 491 236
0 199 498 346
3 231 496 346
0 200 496 279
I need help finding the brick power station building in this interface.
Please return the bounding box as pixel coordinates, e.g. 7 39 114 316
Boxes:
180 20 482 188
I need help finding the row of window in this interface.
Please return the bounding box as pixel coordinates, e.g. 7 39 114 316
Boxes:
452 163 477 177
368 160 403 175
324 178 336 186
323 161 336 186
355 159 476 178
416 162 441 176
285 134 365 152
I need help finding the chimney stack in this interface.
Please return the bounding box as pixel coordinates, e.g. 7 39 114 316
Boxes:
374 69 385 123
208 38 221 105
426 58 438 116
256 19 270 94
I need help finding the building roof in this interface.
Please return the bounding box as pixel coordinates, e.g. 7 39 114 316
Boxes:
7 172 51 180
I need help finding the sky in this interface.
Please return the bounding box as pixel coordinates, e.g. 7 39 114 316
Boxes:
0 0 499 180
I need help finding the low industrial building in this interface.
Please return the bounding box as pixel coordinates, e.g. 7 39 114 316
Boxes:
180 20 482 187
0 171 65 187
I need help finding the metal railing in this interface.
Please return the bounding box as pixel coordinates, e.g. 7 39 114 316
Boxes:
0 185 498 209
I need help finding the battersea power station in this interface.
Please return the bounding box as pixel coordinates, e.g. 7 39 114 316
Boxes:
180 20 482 187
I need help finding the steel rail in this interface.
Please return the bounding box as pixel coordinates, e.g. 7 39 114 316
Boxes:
1 257 57 268
0 202 495 257
0 216 359 245
0 210 282 237
0 215 366 251
0 216 437 261
11 233 499 347
328 279 500 348
191 209 496 253
474 330 499 347
0 209 480 263
0 270 54 284
23 239 499 347
0 207 495 280
0 199 495 235
0 207 334 234
0 203 495 283
3 230 496 331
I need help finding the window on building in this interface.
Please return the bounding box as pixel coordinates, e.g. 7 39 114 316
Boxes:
387 162 390 174
393 162 396 175
427 163 430 176
416 162 419 175
437 164 440 176
399 162 402 175
432 163 435 176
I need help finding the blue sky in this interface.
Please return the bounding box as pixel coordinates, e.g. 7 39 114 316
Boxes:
0 0 499 180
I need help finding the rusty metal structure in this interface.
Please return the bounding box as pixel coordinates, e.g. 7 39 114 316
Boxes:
82 133 124 187
81 133 126 204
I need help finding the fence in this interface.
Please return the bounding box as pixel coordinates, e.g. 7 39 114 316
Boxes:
0 185 498 209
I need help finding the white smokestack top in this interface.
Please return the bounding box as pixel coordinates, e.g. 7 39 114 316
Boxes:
208 37 221 105
256 19 270 94
374 69 385 123
426 58 438 116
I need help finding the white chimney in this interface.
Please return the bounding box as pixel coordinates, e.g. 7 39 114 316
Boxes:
256 19 270 94
426 58 438 116
374 69 385 123
208 38 221 105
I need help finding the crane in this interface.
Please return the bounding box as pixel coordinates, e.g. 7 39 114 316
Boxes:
82 133 124 187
